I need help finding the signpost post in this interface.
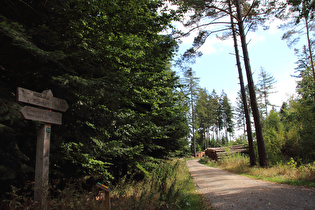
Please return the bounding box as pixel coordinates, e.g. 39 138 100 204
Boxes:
17 87 68 210
96 182 111 210
34 124 51 210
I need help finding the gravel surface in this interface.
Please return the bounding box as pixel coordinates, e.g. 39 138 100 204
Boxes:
186 159 315 210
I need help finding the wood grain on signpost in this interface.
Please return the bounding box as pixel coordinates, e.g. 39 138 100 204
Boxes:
20 106 62 125
34 124 51 210
17 87 68 112
17 87 68 210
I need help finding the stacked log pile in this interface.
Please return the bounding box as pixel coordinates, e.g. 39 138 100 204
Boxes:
196 151 204 158
205 145 247 161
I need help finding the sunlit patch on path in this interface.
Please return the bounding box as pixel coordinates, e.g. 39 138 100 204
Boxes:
187 159 315 210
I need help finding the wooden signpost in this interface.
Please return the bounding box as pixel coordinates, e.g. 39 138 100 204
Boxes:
20 106 62 125
96 182 111 210
17 87 68 210
17 87 68 112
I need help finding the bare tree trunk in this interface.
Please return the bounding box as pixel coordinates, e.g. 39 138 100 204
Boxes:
243 117 246 135
216 127 219 147
305 17 315 83
187 69 197 157
226 129 228 145
235 0 268 167
203 129 207 149
191 89 196 157
229 0 256 166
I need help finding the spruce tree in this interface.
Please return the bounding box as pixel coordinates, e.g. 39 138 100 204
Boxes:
257 67 277 121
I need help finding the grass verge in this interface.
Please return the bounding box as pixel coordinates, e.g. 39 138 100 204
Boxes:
2 158 209 209
199 155 315 188
111 158 208 209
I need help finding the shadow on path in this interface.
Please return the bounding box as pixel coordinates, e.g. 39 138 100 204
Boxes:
186 159 315 210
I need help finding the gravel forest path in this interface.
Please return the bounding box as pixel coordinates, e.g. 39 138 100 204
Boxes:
186 159 315 210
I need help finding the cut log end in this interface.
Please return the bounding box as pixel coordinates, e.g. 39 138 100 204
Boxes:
205 145 248 161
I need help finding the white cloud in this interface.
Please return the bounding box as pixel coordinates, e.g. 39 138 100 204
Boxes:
199 36 234 55
247 32 266 45
199 43 217 54
270 76 297 107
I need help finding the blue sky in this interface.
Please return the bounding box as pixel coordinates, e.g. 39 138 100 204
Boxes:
173 22 299 109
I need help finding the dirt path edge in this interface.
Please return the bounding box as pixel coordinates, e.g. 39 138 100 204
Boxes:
186 159 315 210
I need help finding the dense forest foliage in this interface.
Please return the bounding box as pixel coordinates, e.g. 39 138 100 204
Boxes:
0 0 191 197
1 0 315 204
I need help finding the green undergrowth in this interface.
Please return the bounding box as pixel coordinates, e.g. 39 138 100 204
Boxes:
199 155 315 188
110 158 208 209
1 159 208 209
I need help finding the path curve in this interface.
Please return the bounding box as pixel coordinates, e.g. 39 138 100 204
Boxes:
186 159 315 210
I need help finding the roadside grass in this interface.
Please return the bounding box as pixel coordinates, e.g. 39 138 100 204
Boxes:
199 155 315 188
2 158 209 209
111 158 208 209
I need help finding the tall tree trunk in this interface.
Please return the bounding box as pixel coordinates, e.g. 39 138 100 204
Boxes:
264 86 268 119
305 17 315 83
205 130 207 149
235 0 268 167
192 107 196 157
243 117 246 135
216 127 219 147
229 0 256 166
191 81 196 157
225 128 228 145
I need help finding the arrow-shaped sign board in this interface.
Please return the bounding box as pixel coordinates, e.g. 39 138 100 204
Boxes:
20 106 62 125
17 87 68 209
17 87 68 112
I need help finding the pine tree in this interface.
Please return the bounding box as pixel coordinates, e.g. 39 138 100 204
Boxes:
229 0 256 165
235 0 269 167
235 91 246 134
280 0 315 83
182 68 200 156
257 67 277 121
295 45 315 100
196 88 210 150
220 90 234 144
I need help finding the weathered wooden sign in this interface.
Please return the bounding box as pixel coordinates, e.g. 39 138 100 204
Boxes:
20 106 62 125
96 182 111 209
17 87 68 112
17 87 68 210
